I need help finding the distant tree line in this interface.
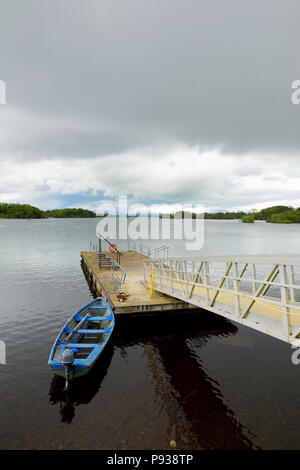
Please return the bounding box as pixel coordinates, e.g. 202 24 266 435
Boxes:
205 211 246 220
159 206 300 224
221 206 300 224
44 208 97 218
0 203 44 219
2 203 300 223
0 203 96 219
240 206 300 224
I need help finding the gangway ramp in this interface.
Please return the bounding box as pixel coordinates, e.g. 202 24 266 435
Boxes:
143 254 300 346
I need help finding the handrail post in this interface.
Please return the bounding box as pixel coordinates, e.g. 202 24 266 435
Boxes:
233 262 240 316
204 261 210 305
279 264 290 337
288 265 296 304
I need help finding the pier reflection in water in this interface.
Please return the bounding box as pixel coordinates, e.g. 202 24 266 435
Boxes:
48 311 257 449
117 313 257 450
147 336 257 449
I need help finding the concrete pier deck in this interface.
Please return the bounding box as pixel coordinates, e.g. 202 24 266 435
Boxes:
81 250 197 315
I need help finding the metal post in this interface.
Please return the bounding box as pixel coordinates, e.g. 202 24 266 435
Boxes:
251 264 257 294
288 265 296 304
233 262 240 316
158 261 162 290
225 262 230 289
184 260 188 297
279 264 290 337
204 261 210 305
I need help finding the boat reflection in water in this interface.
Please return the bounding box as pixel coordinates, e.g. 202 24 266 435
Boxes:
49 343 114 424
48 310 258 449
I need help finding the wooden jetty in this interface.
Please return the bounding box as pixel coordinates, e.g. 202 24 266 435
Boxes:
81 250 197 315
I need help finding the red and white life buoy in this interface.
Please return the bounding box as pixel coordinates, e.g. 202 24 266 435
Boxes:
109 243 118 253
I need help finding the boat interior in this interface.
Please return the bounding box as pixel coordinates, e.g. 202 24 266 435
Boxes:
53 299 114 361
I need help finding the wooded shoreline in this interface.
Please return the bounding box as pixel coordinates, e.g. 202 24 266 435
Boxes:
1 203 300 223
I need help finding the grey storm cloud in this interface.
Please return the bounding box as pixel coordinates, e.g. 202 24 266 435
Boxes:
0 0 299 155
1 0 300 210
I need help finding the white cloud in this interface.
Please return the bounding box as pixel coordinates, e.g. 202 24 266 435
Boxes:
1 142 300 211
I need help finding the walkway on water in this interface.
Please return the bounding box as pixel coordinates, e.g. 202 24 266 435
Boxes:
144 254 300 346
81 250 197 315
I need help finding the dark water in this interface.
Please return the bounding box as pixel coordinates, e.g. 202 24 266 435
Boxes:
1 218 300 449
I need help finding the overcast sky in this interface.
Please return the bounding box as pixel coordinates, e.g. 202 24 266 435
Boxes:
1 0 300 213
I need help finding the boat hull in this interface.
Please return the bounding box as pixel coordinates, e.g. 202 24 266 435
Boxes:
48 297 114 381
49 336 111 380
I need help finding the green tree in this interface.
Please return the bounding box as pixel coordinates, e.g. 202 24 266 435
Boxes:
241 214 255 223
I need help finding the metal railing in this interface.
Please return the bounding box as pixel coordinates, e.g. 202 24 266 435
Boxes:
81 254 115 311
111 260 126 292
139 243 152 257
127 240 170 258
89 241 98 252
98 234 123 265
143 254 300 346
154 245 169 258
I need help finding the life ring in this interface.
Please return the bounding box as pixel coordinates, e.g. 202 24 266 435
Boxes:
109 243 118 253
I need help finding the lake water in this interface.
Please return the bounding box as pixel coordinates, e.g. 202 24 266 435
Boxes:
1 218 300 450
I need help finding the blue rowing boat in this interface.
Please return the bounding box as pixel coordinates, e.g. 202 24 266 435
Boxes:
48 297 114 387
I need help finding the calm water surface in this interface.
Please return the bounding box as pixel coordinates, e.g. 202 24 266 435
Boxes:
1 218 300 449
